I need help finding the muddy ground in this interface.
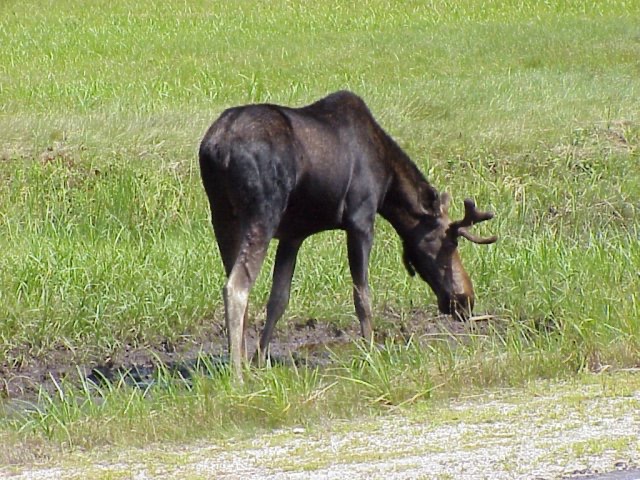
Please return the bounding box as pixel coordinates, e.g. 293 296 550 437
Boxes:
0 308 505 400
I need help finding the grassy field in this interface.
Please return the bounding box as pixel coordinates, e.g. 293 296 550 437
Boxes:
1 0 639 462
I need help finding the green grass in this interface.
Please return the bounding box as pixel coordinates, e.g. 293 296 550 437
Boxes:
1 0 639 462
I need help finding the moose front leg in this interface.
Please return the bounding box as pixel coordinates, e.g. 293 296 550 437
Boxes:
347 228 374 342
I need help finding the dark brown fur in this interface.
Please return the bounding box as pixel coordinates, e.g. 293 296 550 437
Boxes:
199 91 496 376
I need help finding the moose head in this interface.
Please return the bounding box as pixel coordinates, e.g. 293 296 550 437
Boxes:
402 193 497 320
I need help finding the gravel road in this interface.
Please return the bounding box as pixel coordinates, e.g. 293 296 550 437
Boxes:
3 377 640 479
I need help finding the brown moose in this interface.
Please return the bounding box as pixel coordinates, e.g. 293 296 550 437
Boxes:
199 91 497 378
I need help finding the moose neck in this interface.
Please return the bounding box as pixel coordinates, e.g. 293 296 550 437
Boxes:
378 139 440 240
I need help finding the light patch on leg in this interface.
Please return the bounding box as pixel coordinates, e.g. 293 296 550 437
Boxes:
224 275 250 377
226 281 249 312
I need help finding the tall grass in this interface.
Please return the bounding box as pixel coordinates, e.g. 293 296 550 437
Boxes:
0 0 639 456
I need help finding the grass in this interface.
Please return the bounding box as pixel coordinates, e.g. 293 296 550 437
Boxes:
1 0 639 464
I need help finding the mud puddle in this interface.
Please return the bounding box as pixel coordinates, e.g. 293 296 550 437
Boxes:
0 308 501 403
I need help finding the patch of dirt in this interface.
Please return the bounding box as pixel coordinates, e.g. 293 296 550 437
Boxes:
0 309 504 401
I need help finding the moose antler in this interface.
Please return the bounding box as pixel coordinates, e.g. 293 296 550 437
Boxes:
450 198 498 244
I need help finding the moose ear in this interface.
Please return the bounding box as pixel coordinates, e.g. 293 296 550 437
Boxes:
439 192 451 215
402 248 416 277
418 184 440 216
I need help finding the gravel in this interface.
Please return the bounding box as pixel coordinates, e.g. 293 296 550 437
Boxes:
4 378 640 479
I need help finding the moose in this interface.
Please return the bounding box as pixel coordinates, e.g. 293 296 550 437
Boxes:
199 91 497 378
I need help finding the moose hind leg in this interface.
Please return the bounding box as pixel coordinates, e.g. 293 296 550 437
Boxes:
223 228 270 379
223 272 248 378
257 237 304 363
